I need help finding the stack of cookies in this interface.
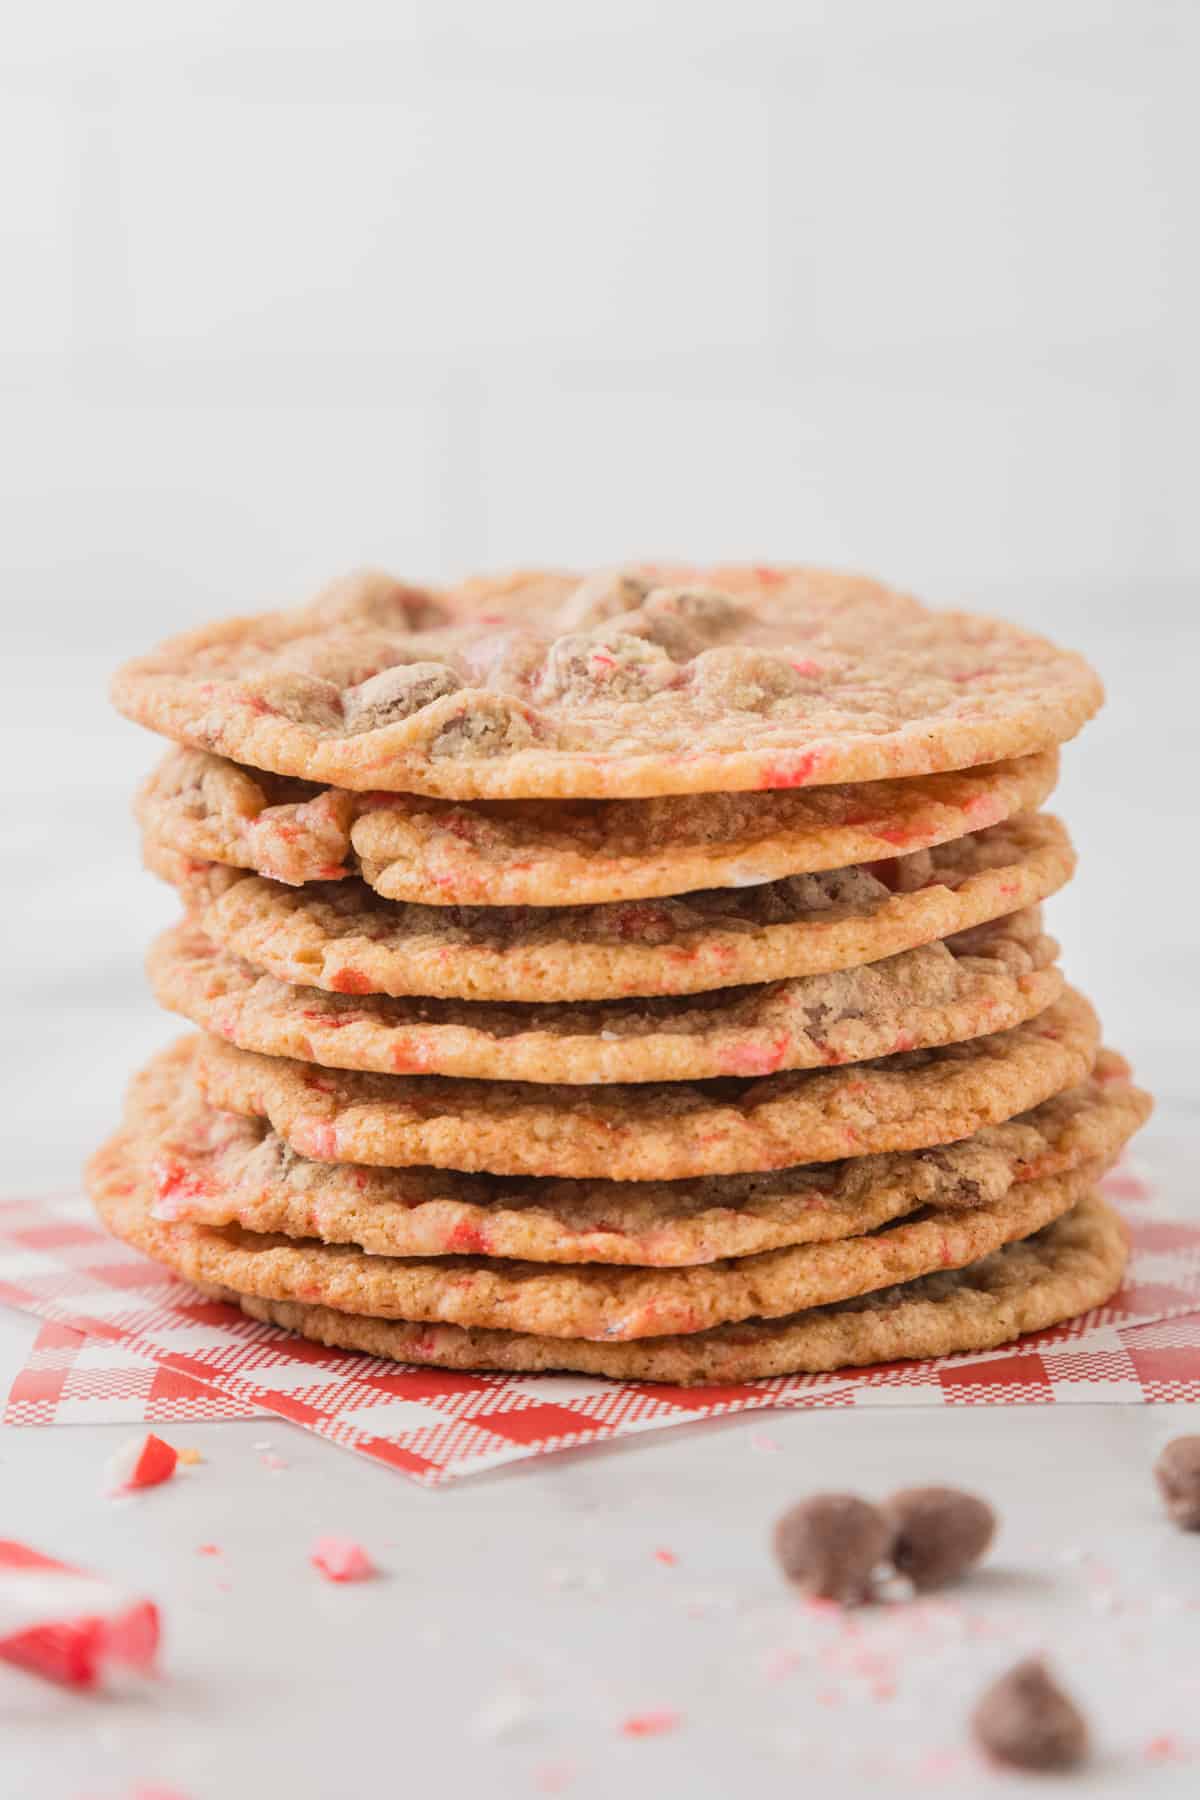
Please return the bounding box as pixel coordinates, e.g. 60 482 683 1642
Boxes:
88 566 1151 1383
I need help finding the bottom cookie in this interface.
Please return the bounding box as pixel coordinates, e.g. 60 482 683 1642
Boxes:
208 1193 1126 1384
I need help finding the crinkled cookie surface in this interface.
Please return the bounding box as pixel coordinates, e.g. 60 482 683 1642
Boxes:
136 743 1059 902
149 813 1074 1003
89 1092 1101 1341
112 566 1102 800
209 1195 1128 1383
109 1038 1152 1267
149 910 1063 1084
192 988 1101 1179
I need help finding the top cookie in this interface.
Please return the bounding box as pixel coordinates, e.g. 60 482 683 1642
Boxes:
111 566 1103 800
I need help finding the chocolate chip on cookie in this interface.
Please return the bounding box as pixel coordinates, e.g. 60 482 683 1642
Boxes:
343 662 462 733
884 1485 996 1590
1154 1436 1200 1530
971 1659 1088 1772
772 1494 890 1604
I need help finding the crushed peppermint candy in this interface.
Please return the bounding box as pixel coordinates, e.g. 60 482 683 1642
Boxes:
0 1540 160 1689
310 1536 373 1583
104 1433 179 1495
620 1709 682 1737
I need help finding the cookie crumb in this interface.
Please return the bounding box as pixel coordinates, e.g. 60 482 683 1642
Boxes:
971 1658 1089 1772
773 1494 890 1605
884 1486 996 1590
1155 1437 1200 1529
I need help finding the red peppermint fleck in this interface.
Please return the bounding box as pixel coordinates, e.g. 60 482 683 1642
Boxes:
301 1009 358 1030
150 1158 212 1221
1144 1734 1188 1763
446 1218 492 1255
620 1708 682 1738
873 822 921 848
329 967 374 995
300 1121 339 1160
653 1548 678 1567
758 749 822 789
716 1033 791 1077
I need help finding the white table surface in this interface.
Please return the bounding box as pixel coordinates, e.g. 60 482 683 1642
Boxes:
2 1115 1199 1800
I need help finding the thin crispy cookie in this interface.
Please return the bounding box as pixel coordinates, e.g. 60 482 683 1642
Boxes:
118 1039 1152 1266
148 910 1063 1085
147 814 1075 1004
111 566 1102 800
192 988 1102 1179
216 1194 1128 1383
87 1099 1105 1340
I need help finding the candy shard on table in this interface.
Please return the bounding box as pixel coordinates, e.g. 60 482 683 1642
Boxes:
0 1540 161 1689
105 1433 179 1495
310 1535 374 1582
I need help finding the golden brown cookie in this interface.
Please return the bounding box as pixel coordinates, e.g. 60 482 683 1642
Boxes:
87 1088 1104 1340
193 987 1101 1178
124 1038 1151 1265
146 814 1075 1004
135 750 354 887
148 910 1062 1085
111 566 1102 800
216 1194 1128 1382
136 743 1059 903
349 751 1060 906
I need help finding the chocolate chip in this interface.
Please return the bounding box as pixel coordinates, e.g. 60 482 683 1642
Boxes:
239 670 344 731
884 1485 996 1590
772 1493 890 1605
343 662 462 734
425 693 537 760
537 631 675 704
554 569 653 633
1155 1436 1200 1530
971 1658 1089 1772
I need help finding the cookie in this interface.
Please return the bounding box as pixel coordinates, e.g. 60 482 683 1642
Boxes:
86 1095 1103 1339
135 750 352 889
129 1039 1150 1264
193 987 1101 1178
212 1193 1129 1382
350 752 1060 907
136 743 1059 903
147 814 1075 1004
149 910 1062 1085
111 566 1102 800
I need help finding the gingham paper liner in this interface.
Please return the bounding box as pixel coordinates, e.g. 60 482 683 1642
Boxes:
1 1176 1197 1486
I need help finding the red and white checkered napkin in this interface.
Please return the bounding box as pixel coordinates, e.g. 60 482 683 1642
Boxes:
2 1175 1199 1486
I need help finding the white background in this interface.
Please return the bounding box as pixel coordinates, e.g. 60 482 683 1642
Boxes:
0 6 1197 1795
